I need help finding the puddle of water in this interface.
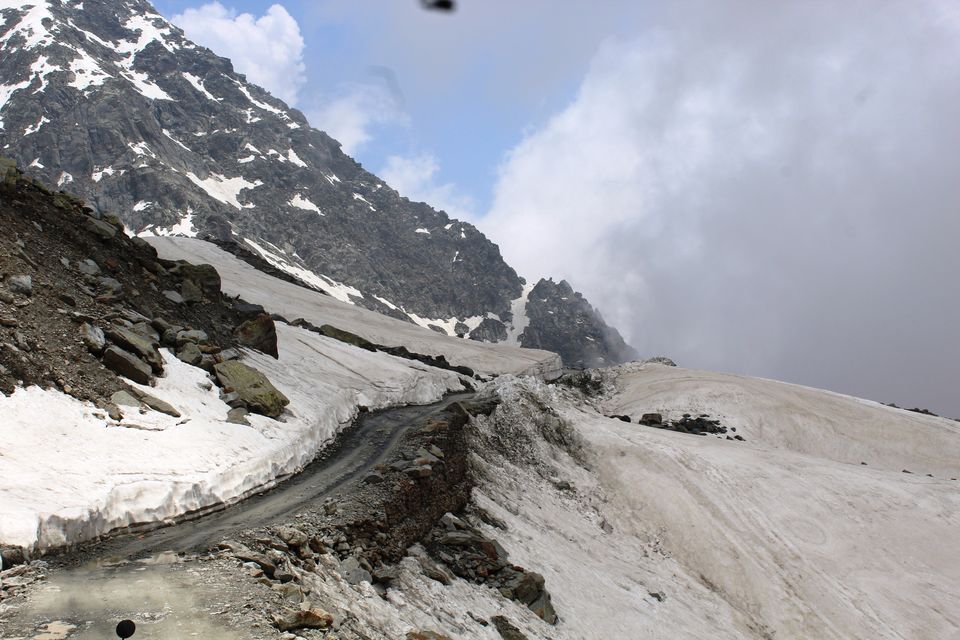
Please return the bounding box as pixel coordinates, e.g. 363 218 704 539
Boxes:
13 557 250 640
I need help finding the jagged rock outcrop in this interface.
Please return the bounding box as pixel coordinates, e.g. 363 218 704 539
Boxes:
0 0 635 368
520 279 637 367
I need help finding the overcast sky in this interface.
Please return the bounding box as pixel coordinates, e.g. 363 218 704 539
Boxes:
154 0 960 417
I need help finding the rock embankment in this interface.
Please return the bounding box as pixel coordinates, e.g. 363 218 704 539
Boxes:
217 396 558 634
0 159 287 419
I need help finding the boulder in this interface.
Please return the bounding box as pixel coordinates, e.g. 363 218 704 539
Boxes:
407 632 452 640
276 526 309 548
77 259 100 275
163 289 184 303
226 407 250 425
639 413 663 425
234 314 279 358
176 342 202 365
85 216 117 240
110 390 141 407
176 262 221 294
79 323 106 354
339 556 372 585
139 394 181 417
104 326 163 373
102 346 152 384
213 361 289 417
180 278 203 303
271 607 333 632
491 616 529 640
176 329 208 346
8 275 32 296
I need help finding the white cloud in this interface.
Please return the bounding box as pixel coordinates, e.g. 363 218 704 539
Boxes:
484 0 960 415
172 2 305 105
379 153 476 221
307 83 406 156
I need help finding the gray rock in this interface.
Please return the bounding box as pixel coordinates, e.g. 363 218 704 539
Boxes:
77 259 100 275
226 407 250 424
213 360 289 417
102 346 152 384
85 216 117 239
80 323 106 353
8 275 32 296
163 290 184 304
110 390 141 407
339 556 372 585
176 329 208 345
180 278 203 303
140 394 181 417
104 326 163 372
276 526 309 548
97 277 123 295
176 342 203 366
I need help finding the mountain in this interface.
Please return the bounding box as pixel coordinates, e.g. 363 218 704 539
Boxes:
0 0 636 367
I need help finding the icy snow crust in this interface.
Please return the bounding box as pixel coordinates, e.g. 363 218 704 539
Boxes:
148 237 562 378
480 368 959 639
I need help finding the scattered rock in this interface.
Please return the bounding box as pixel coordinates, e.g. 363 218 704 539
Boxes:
271 607 333 632
102 345 152 384
648 590 666 602
139 394 181 417
105 326 163 372
491 616 529 640
76 258 100 275
226 407 250 425
110 390 140 407
163 289 184 303
407 632 451 640
176 341 203 365
234 313 279 358
339 555 372 585
213 360 289 418
180 278 203 303
8 275 32 296
85 216 117 239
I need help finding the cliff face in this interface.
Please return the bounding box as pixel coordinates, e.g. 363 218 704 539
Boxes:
0 0 635 367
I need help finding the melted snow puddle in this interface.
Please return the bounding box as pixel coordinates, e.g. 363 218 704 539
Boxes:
10 555 247 639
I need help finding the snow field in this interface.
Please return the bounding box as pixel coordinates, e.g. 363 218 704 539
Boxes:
147 237 562 379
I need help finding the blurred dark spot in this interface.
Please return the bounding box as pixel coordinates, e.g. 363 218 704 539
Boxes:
421 0 455 11
116 619 136 638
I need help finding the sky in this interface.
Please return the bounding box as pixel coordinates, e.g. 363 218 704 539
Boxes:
153 0 960 417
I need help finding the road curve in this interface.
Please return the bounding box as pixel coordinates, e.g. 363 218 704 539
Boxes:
86 391 475 561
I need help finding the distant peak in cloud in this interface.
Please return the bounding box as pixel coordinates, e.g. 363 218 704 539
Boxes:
172 2 305 106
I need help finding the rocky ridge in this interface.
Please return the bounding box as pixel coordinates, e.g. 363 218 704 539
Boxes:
0 0 635 368
0 156 283 413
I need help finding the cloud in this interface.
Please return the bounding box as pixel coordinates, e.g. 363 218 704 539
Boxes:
484 0 960 415
171 2 305 105
379 153 476 221
306 82 407 156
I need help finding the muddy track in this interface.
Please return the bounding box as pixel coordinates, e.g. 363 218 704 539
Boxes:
74 391 474 562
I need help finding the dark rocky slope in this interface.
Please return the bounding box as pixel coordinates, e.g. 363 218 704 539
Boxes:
0 0 633 368
0 157 285 422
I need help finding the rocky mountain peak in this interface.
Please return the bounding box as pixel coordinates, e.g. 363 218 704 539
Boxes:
0 0 636 367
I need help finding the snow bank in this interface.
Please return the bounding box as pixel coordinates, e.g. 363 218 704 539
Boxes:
0 323 462 552
317 370 958 638
453 370 960 639
147 237 562 378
